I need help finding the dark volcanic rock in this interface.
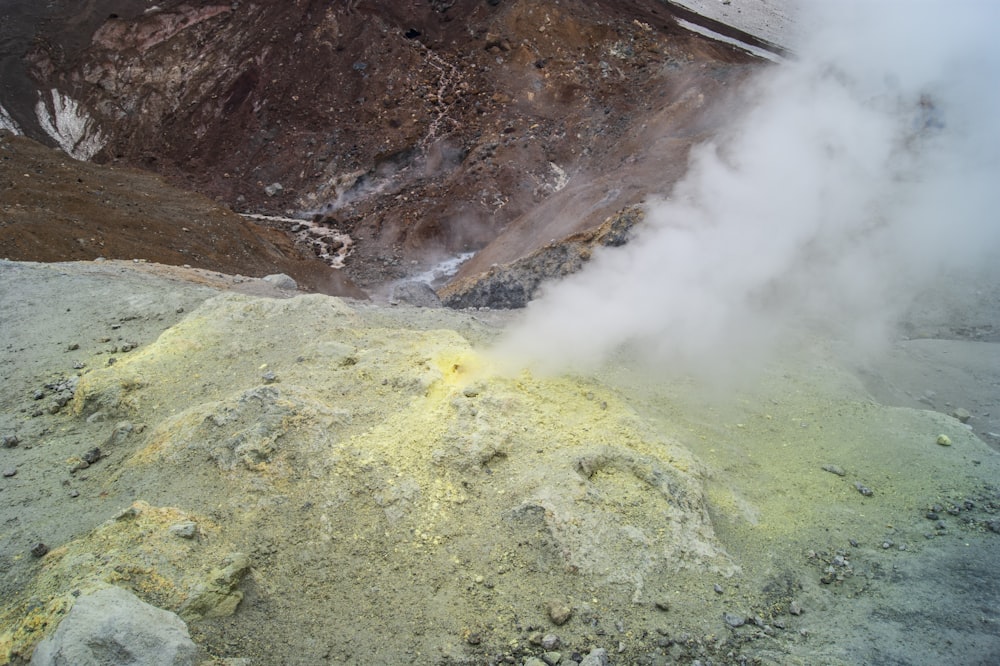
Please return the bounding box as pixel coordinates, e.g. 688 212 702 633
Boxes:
440 205 644 308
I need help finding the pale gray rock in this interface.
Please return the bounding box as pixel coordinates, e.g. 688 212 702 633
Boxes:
389 281 442 308
262 273 298 290
30 586 199 666
580 647 610 666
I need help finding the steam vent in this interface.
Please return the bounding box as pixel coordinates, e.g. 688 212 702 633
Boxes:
2 1 1000 665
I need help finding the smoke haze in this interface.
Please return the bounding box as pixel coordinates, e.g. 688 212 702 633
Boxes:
494 0 1000 380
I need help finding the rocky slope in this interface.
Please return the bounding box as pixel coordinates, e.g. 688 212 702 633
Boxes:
2 0 763 297
1 260 999 666
0 131 361 296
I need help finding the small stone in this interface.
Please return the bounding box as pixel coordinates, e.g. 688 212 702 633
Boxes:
261 371 277 384
821 464 846 476
67 343 80 351
541 652 562 666
579 647 609 666
523 658 546 666
654 599 670 612
951 408 971 423
2 467 16 478
723 612 746 628
854 482 873 496
31 542 49 557
788 601 803 616
68 489 80 498
464 631 482 646
541 633 561 650
264 182 284 197
1 434 19 448
882 540 893 549
545 600 573 626
33 389 44 400
925 511 939 520
81 447 102 464
936 434 952 446
713 583 724 594
169 521 198 539
115 505 142 521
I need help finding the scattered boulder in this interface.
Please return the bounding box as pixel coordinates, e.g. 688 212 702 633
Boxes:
30 586 200 666
262 273 298 290
389 281 442 308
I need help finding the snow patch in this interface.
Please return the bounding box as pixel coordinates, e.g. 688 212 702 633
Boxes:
0 104 21 134
35 89 106 161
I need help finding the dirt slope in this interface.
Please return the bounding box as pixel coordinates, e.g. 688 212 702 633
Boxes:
0 131 362 296
2 0 762 294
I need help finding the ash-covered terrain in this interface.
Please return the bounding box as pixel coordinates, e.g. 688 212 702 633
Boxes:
2 1 1000 665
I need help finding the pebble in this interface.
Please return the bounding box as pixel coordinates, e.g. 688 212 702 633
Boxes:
723 612 746 628
545 600 572 626
262 371 278 384
541 634 561 650
169 521 198 539
2 468 16 477
821 464 846 476
936 434 952 446
951 408 971 423
524 658 547 666
579 648 609 666
713 584 724 594
854 482 873 496
33 389 44 400
68 489 80 498
81 447 102 464
654 599 670 611
1 434 19 448
541 652 562 666
788 601 803 616
31 542 49 557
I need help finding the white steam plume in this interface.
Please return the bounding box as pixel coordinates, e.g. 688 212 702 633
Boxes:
494 0 1000 379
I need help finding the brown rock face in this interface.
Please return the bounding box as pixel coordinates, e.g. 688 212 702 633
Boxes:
0 131 361 296
11 0 763 298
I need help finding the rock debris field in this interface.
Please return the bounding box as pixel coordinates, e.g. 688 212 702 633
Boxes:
1 259 999 665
